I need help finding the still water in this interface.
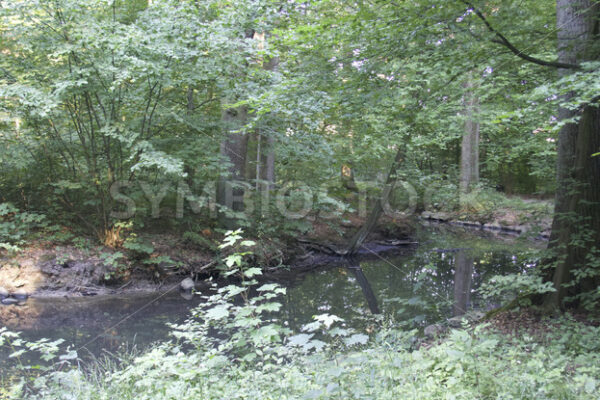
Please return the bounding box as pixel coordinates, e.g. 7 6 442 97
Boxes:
0 224 540 364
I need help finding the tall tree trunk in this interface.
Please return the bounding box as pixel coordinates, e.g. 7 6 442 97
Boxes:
460 78 480 194
216 29 256 228
254 50 278 218
262 134 275 185
217 106 249 228
544 0 600 310
259 53 279 187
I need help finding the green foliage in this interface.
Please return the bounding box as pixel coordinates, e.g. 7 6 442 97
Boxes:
565 246 600 311
456 187 553 223
182 231 217 252
4 306 600 399
0 0 563 239
99 251 127 281
1 233 597 399
0 203 48 252
0 0 263 235
479 273 556 306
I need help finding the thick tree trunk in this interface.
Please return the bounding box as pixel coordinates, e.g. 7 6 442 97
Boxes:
459 78 480 194
544 0 600 310
545 104 600 309
217 107 249 228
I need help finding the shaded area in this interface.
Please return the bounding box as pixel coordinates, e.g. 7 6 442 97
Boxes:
1 225 539 367
348 263 380 314
453 250 474 316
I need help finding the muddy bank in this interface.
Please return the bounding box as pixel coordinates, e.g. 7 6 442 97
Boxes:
0 217 417 300
0 239 213 299
1 207 550 302
420 211 551 240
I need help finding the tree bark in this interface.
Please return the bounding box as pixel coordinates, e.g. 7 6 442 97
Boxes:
460 77 480 194
217 106 249 228
262 134 275 185
544 0 600 310
260 54 279 187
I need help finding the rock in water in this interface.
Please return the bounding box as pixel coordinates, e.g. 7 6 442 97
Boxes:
180 291 194 301
13 291 28 301
180 278 195 292
1 297 19 305
0 287 8 299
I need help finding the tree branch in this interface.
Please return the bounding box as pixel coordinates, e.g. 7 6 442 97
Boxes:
461 0 581 70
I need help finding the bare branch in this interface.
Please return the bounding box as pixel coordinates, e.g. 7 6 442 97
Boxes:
461 0 581 70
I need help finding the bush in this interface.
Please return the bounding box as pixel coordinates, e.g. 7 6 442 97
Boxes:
0 203 48 252
2 233 599 399
4 315 600 399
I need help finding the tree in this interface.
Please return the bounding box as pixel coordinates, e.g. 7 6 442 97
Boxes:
438 0 599 309
217 105 250 225
543 0 600 310
459 77 480 194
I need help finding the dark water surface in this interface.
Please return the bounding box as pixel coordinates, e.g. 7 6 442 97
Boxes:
1 224 541 367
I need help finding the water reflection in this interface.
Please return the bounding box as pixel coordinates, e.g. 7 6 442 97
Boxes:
1 225 539 364
452 250 474 316
347 262 380 314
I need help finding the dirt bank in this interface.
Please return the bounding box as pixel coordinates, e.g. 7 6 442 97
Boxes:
0 216 417 299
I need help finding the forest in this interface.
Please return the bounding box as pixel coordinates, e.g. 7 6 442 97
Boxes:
0 0 599 398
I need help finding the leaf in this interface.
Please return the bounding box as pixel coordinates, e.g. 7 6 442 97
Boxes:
59 350 78 361
204 304 230 320
305 339 327 352
287 333 313 347
302 321 321 332
256 283 279 292
314 314 343 328
225 254 242 268
446 349 465 360
325 367 344 378
584 378 596 393
256 302 282 313
344 334 369 346
243 267 262 278
9 349 26 358
304 389 324 399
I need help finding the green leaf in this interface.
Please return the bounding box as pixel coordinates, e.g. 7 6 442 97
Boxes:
288 333 313 347
344 334 369 346
243 267 262 278
204 304 230 320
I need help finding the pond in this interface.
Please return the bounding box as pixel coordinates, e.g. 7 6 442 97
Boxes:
0 224 541 368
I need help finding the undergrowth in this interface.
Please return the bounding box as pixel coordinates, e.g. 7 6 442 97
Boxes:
1 232 598 400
